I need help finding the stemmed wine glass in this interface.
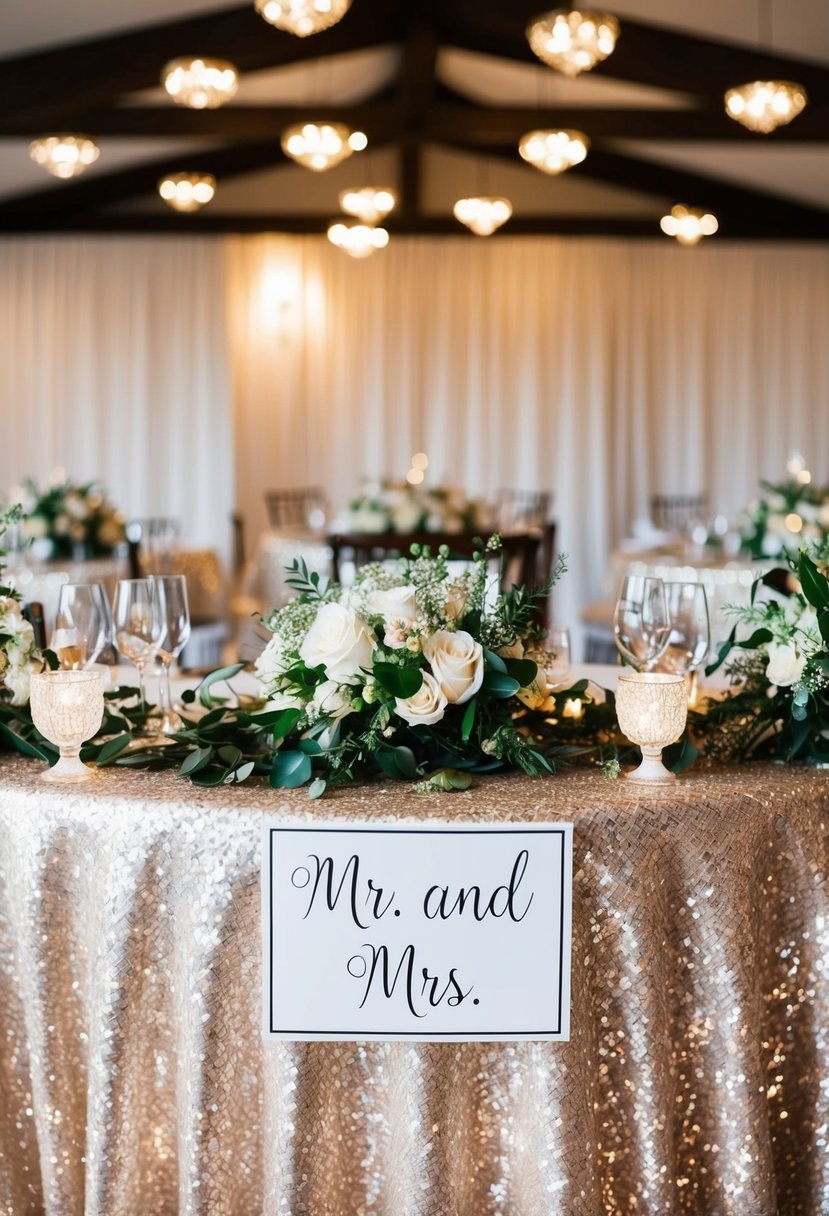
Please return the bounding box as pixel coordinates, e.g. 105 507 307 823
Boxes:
655 581 710 702
112 578 157 729
51 582 110 670
152 574 191 734
613 575 670 671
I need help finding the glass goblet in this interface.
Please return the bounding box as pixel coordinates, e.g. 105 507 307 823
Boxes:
112 578 157 728
29 669 104 783
51 582 110 670
655 581 710 703
614 575 670 671
541 625 571 689
616 672 687 783
151 574 191 734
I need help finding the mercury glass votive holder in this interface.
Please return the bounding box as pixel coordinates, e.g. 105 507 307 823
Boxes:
616 672 687 783
29 670 104 783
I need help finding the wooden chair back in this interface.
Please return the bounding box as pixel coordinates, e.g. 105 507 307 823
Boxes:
264 487 327 529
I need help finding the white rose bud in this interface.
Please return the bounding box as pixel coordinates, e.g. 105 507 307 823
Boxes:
312 679 356 722
368 584 419 622
300 602 374 684
395 671 448 727
422 629 484 704
765 641 806 688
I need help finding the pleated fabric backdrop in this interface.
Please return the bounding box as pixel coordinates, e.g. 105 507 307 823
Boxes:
1 234 829 630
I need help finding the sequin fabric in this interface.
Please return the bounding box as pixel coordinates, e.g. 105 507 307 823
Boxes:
0 757 827 1215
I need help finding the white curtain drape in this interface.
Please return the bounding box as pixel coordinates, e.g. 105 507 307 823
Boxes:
227 235 829 632
0 238 232 557
2 235 828 636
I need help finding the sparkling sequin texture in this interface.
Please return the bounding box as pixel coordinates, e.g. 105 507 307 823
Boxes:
0 757 828 1214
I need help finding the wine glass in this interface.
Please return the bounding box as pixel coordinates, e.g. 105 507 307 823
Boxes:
152 574 191 734
656 582 710 674
542 625 571 689
51 582 110 670
655 582 710 704
112 578 156 728
613 575 670 671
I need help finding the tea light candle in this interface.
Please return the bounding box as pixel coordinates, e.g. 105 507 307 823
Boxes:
29 670 104 783
615 672 687 783
562 698 584 719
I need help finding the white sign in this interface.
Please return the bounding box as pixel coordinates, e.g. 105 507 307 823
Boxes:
262 821 573 1043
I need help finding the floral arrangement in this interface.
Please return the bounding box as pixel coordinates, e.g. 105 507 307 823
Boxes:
338 479 490 535
703 549 829 763
0 506 45 707
14 472 126 558
738 472 829 561
253 540 565 793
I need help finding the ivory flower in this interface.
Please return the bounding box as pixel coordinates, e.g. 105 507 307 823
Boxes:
395 671 447 727
300 602 373 683
423 629 484 704
765 641 806 688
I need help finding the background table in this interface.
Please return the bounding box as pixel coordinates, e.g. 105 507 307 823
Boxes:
0 758 827 1215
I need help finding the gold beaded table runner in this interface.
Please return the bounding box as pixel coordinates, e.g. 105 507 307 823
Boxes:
0 757 827 1215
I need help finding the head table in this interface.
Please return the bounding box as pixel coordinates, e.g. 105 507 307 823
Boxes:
0 757 827 1216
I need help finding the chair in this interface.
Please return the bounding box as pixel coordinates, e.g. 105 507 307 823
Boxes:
231 512 246 575
328 530 540 599
264 487 327 530
495 489 553 531
649 493 707 536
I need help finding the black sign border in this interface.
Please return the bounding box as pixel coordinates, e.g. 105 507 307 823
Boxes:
267 826 569 1038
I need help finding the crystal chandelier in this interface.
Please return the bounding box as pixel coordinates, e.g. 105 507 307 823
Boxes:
526 9 619 76
659 204 718 246
518 129 589 174
453 197 513 236
281 122 366 171
162 58 238 109
29 135 100 179
158 173 216 212
339 186 397 224
254 0 352 37
724 80 807 133
327 220 389 258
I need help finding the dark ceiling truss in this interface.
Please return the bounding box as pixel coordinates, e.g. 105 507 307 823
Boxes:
0 0 827 238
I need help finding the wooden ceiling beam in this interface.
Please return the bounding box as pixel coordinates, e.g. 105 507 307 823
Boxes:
0 0 405 128
439 2 829 102
0 211 823 239
3 100 828 142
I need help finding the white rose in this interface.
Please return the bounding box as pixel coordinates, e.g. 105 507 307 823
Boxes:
254 634 290 687
257 690 304 714
761 534 783 557
367 584 418 624
423 629 484 704
4 659 34 706
300 602 374 683
765 641 806 688
312 680 355 722
351 508 387 534
395 671 447 727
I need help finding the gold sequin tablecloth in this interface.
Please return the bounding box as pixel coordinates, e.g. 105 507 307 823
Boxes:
1 759 828 1216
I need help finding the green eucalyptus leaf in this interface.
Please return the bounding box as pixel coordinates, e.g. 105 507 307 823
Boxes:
232 761 256 783
298 737 323 755
706 625 737 675
482 671 520 698
218 745 243 769
95 733 133 766
271 707 302 741
308 777 327 799
0 721 51 762
373 662 423 699
270 749 313 789
198 663 245 709
483 648 507 674
375 745 418 779
178 746 214 777
818 607 829 648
